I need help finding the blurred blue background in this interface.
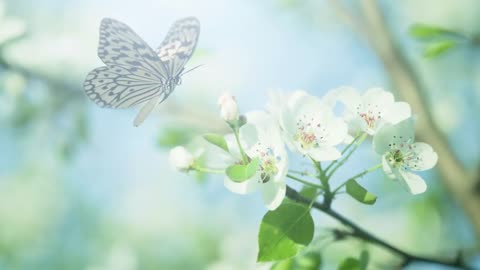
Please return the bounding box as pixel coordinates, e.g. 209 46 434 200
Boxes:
0 0 479 269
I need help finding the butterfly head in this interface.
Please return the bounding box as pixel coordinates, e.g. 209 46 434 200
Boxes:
163 76 182 95
174 76 182 86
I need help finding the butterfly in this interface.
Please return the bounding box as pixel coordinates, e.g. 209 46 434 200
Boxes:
84 17 200 126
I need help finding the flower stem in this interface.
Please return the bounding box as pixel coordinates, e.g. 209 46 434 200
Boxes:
192 166 225 174
308 156 324 176
324 133 363 173
288 170 317 178
233 128 248 164
287 174 325 190
332 164 382 194
326 132 368 178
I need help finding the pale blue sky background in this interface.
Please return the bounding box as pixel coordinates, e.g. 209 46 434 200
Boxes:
1 0 479 269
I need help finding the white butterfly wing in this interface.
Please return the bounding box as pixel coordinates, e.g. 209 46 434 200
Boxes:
84 18 167 109
97 18 168 78
157 17 200 78
84 65 166 108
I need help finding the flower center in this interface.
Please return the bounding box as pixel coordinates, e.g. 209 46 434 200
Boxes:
293 114 325 150
385 137 417 169
250 143 281 183
386 149 405 168
357 103 382 129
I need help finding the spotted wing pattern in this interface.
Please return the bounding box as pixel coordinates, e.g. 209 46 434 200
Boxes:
84 18 167 109
156 17 200 78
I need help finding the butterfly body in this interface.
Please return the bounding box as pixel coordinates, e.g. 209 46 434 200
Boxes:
84 17 200 126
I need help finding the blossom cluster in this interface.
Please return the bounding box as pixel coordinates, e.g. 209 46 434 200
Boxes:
169 87 438 210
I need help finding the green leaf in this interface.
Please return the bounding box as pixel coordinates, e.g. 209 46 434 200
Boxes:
409 23 450 39
338 258 360 270
257 202 314 262
225 158 260 182
338 251 369 270
299 186 318 200
346 179 377 205
423 40 456 58
359 250 369 269
203 133 229 152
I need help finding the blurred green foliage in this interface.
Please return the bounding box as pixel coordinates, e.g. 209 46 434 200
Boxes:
337 250 369 270
203 133 229 153
157 126 199 148
271 251 322 270
422 40 457 58
409 23 479 58
0 0 479 269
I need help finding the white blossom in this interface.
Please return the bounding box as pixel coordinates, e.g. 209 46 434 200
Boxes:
169 146 195 172
224 111 287 210
334 87 411 136
373 118 438 194
267 90 347 161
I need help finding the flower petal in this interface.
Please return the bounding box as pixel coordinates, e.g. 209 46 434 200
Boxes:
384 102 412 125
382 155 396 179
289 90 323 117
334 86 362 110
408 142 438 171
346 117 370 135
318 115 348 146
272 152 288 184
288 90 311 109
246 111 283 144
363 88 394 107
261 181 286 210
373 118 415 154
308 147 341 161
223 176 260 195
398 170 427 195
239 123 258 150
224 133 242 160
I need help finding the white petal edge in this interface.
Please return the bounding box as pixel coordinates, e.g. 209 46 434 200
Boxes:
382 155 396 179
373 118 415 154
239 123 258 150
261 181 286 210
398 170 427 195
364 88 394 107
223 177 260 195
409 142 438 171
321 116 348 146
322 86 360 107
224 133 242 160
385 102 412 125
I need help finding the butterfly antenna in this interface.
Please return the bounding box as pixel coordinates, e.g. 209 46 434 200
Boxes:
181 64 204 76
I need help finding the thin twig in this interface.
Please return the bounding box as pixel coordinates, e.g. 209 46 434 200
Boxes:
287 174 325 190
